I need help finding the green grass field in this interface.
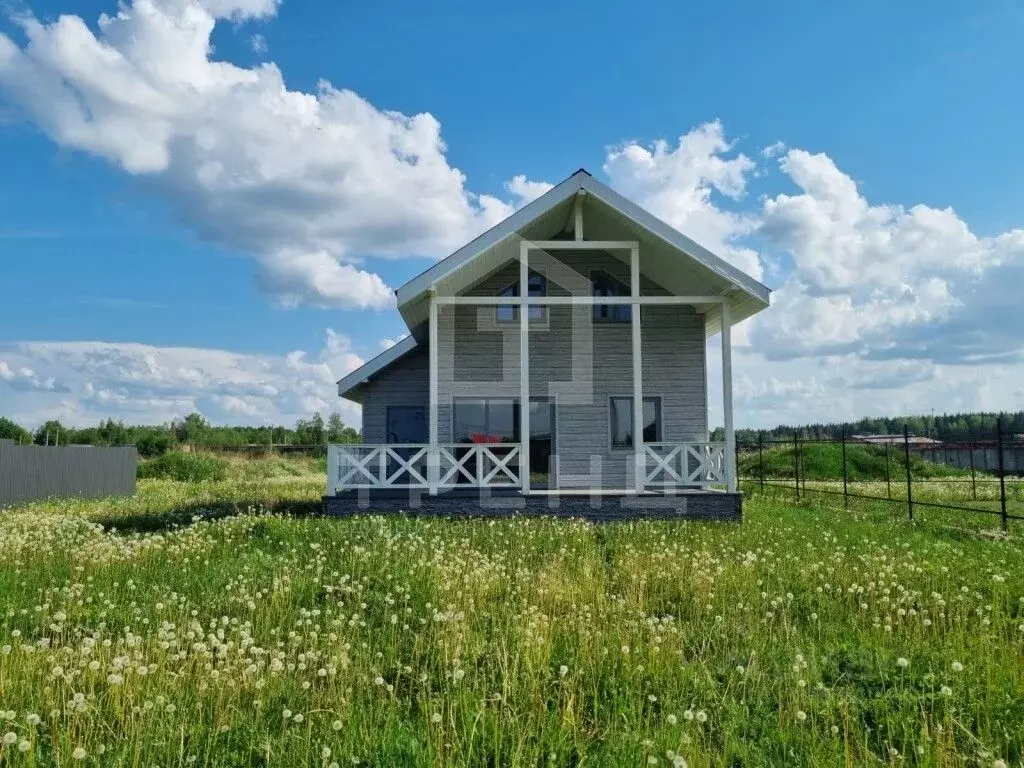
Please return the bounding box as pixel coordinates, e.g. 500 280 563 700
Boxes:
1 459 1022 767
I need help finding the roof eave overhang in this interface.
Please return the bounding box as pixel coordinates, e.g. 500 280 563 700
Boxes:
394 174 587 307
336 335 418 401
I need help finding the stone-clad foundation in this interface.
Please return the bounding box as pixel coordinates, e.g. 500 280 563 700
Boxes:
322 489 741 522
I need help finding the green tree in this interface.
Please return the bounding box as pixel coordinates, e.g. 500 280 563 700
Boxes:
173 412 209 445
33 420 67 445
98 418 129 446
0 417 30 443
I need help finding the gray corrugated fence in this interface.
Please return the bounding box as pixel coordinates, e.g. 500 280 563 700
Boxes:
0 439 136 507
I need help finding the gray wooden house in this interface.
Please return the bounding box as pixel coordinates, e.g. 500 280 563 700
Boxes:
326 170 770 518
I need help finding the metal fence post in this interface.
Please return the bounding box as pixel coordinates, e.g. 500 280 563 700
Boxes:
800 436 806 497
885 441 892 499
735 440 740 489
759 431 765 491
793 432 800 502
997 418 1008 535
904 425 913 521
841 426 849 508
969 444 977 500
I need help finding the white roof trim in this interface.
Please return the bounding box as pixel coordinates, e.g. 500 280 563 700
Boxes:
394 169 770 313
336 335 417 398
395 173 587 306
576 175 771 305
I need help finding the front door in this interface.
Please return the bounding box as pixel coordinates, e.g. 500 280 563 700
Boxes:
386 407 427 485
386 406 427 444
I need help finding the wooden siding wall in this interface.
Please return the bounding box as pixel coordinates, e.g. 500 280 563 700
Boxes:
0 440 137 506
360 348 430 444
358 250 708 488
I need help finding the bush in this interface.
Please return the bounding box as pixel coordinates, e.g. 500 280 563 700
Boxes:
137 452 227 483
134 431 175 458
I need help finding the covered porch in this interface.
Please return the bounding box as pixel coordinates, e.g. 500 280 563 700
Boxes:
323 439 738 520
325 438 729 494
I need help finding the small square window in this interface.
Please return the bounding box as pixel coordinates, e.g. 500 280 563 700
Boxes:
592 271 631 323
496 271 546 323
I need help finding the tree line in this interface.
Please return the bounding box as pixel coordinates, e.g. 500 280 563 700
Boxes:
711 410 1024 445
0 412 361 457
4 409 1022 457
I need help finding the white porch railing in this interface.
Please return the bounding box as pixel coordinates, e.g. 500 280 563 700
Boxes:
642 442 726 487
327 443 522 493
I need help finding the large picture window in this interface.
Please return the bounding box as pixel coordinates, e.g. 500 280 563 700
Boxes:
496 271 547 323
592 271 631 323
609 397 661 449
453 399 520 444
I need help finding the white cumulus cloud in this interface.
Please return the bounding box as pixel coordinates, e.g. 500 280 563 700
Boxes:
755 148 1024 365
603 120 763 280
0 0 547 310
0 331 366 428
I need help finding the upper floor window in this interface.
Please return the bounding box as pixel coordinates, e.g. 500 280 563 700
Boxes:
592 271 631 323
496 271 546 323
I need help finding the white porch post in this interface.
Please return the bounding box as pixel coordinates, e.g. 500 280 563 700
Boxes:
631 243 644 493
428 288 439 495
519 242 531 494
720 301 736 492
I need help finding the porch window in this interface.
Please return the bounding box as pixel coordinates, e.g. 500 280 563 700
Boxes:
609 397 661 449
592 271 631 323
496 271 546 323
453 398 520 444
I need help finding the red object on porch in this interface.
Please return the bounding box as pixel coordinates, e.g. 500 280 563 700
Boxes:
469 433 503 444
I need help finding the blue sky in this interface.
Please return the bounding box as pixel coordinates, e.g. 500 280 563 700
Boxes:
1 0 1022 429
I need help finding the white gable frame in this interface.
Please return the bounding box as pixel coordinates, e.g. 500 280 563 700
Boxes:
395 169 770 334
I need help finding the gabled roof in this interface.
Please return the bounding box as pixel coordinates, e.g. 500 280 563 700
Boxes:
395 169 770 317
339 168 772 401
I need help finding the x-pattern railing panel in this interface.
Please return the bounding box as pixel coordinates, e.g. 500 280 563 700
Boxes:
384 446 428 487
332 443 522 491
643 442 726 487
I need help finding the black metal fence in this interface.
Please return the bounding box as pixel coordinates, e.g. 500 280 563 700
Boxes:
0 439 137 507
738 419 1023 534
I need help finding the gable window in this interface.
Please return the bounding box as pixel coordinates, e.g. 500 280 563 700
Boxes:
592 271 631 323
496 271 547 323
609 397 661 449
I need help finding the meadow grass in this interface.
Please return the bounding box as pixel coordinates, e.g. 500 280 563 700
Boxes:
738 442 971 481
1 476 1022 766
